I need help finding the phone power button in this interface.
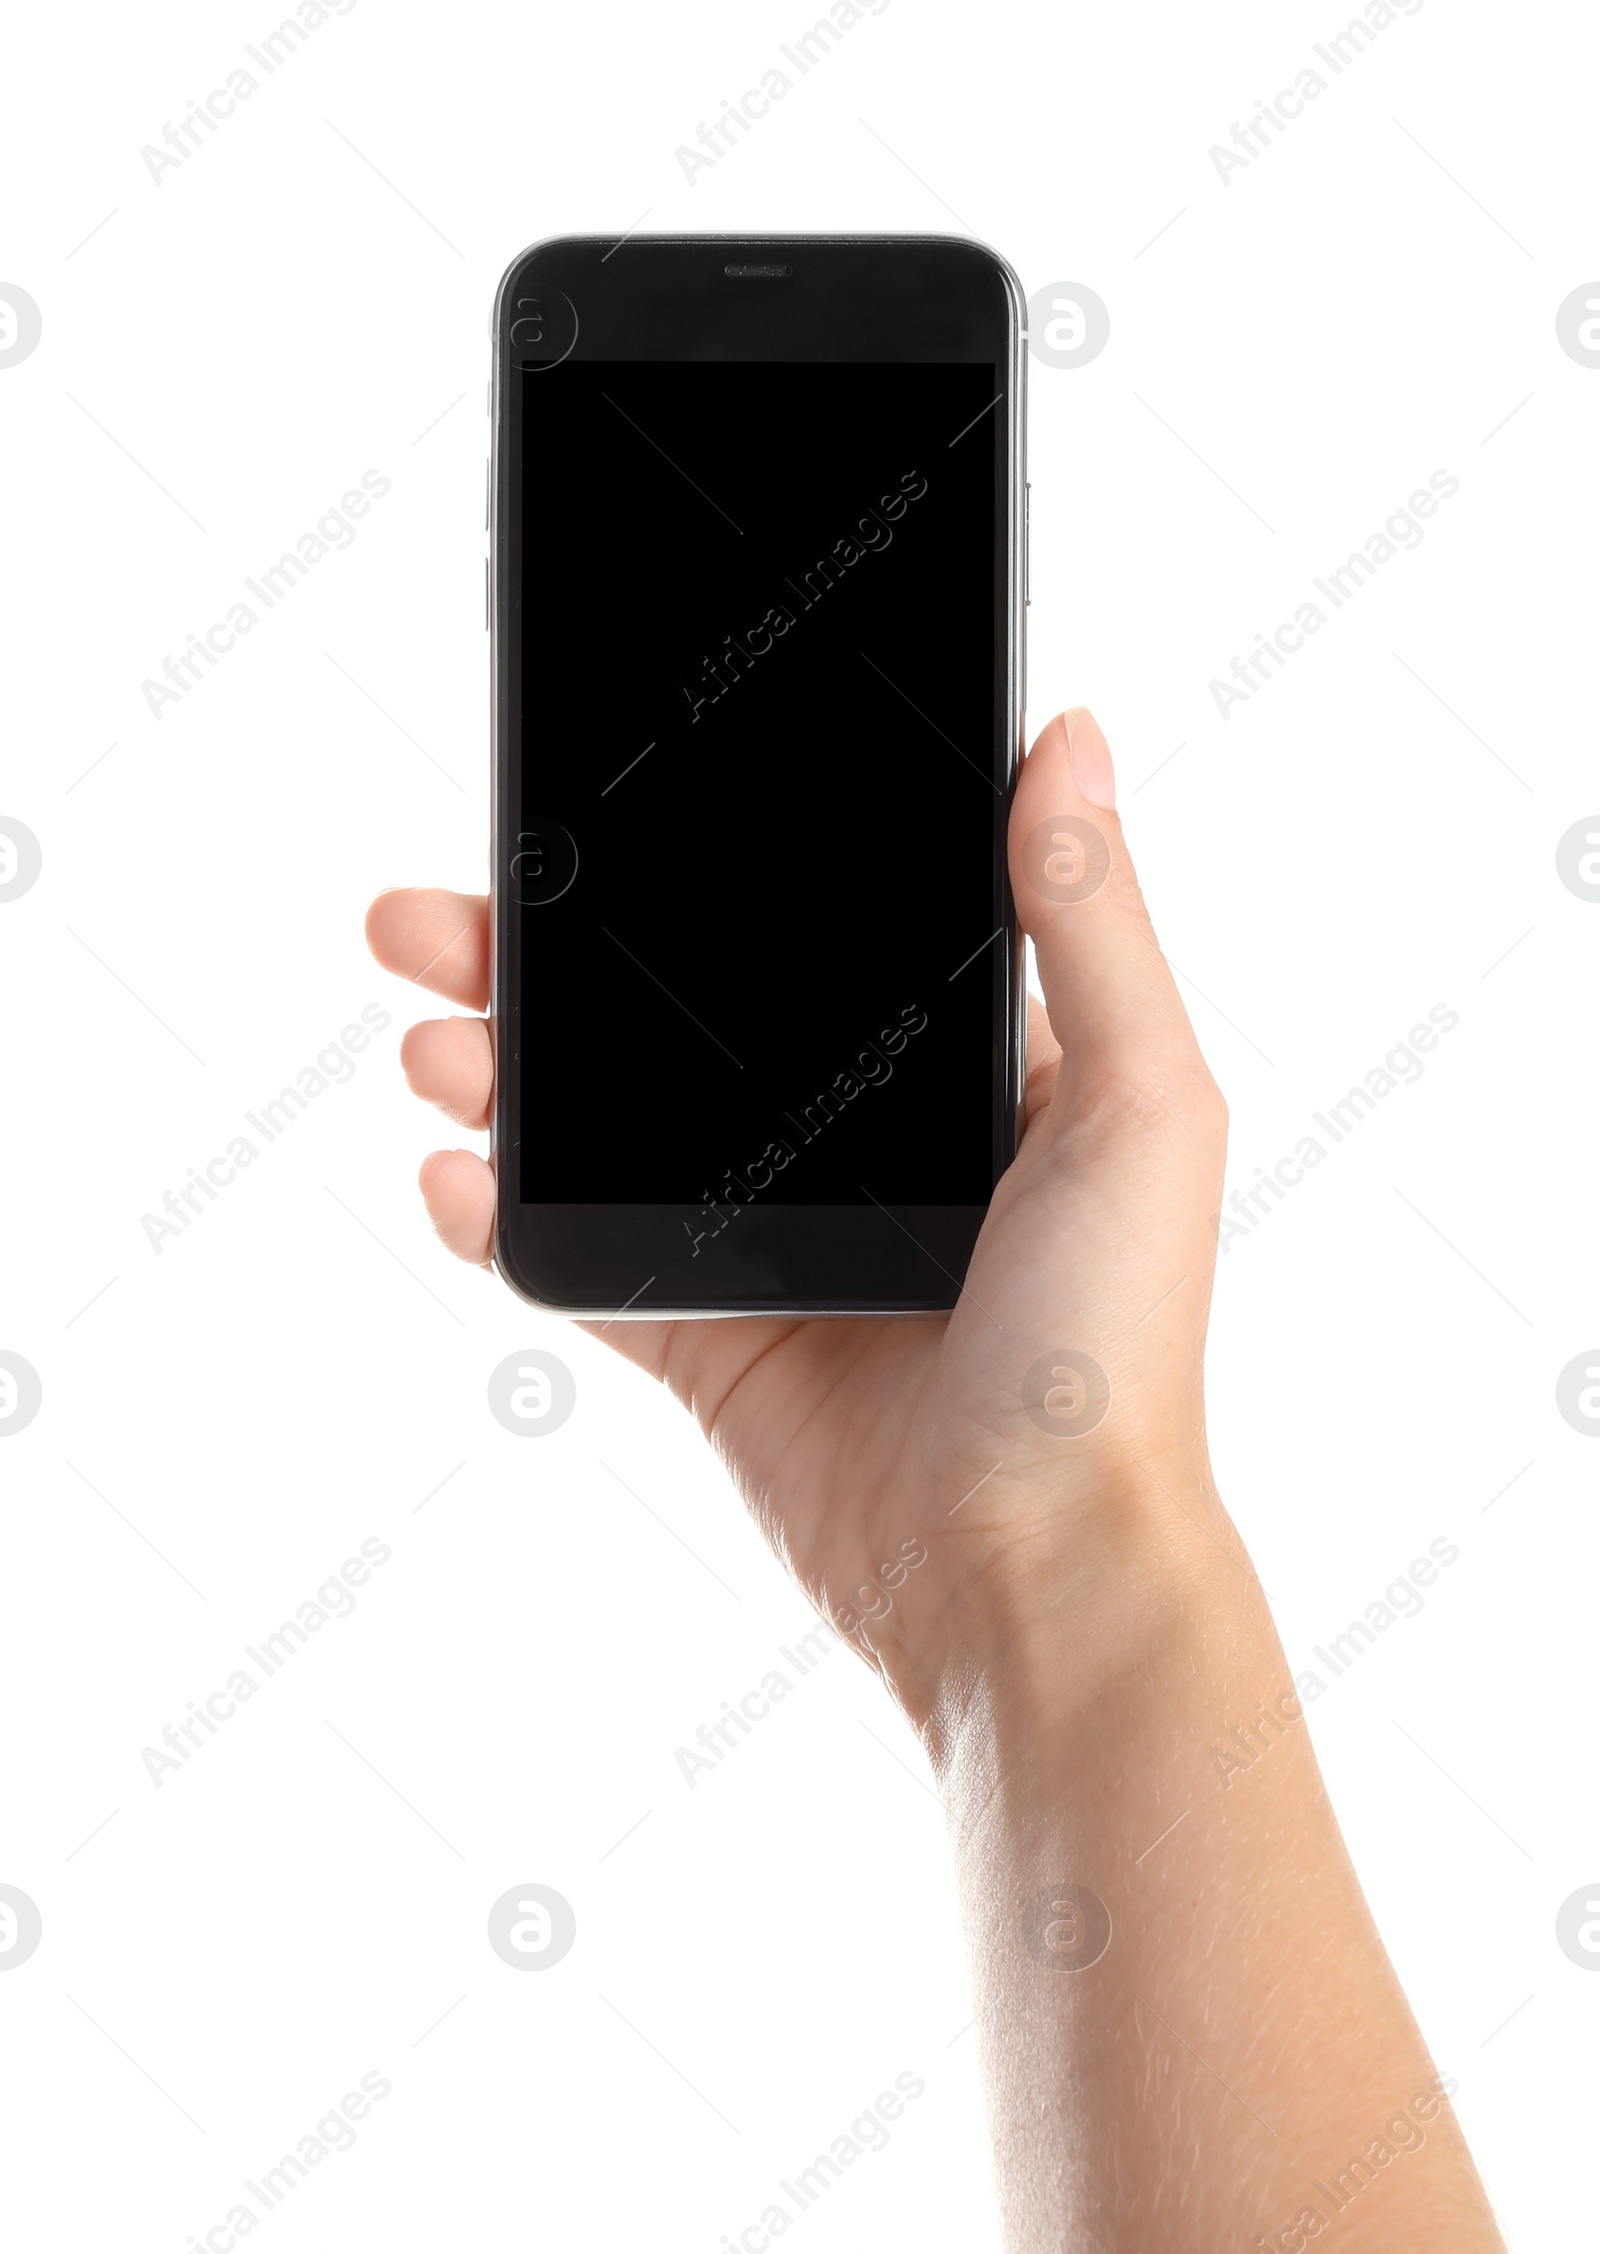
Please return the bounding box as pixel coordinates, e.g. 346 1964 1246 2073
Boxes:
1024 482 1031 606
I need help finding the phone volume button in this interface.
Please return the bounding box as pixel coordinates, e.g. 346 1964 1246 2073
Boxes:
485 556 490 631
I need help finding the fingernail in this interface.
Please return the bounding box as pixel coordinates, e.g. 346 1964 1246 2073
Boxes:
1064 707 1116 811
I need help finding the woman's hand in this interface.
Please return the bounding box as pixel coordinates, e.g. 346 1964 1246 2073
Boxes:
366 707 1230 1732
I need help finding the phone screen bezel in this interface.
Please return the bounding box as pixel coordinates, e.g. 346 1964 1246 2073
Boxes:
491 233 1026 1317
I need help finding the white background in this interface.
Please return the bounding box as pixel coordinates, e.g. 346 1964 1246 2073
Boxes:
1 1 1595 2247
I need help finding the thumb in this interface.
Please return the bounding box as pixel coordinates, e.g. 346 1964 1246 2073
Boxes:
1009 709 1208 1111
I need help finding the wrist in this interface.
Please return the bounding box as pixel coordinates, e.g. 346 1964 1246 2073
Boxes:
903 1463 1275 1769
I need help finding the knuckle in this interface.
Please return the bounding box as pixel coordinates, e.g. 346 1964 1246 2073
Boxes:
1062 1053 1227 1148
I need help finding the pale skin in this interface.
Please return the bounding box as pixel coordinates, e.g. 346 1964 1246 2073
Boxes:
367 707 1505 2251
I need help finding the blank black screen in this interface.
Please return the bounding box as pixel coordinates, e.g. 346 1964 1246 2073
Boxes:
517 359 999 1207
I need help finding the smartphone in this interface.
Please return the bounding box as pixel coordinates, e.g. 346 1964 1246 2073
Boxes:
490 233 1026 1317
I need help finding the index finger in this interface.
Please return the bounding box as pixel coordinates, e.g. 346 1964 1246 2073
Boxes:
365 888 489 1011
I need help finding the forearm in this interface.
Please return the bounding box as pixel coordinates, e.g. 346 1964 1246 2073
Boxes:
922 1492 1505 2254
